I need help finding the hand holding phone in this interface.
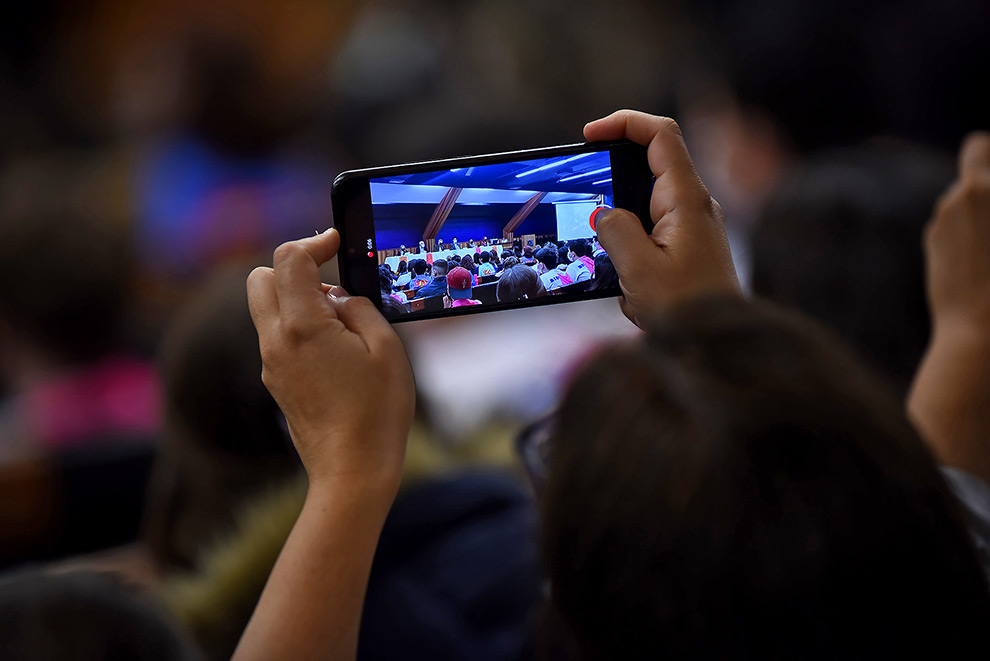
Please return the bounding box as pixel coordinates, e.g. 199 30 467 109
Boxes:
584 110 741 326
246 230 414 489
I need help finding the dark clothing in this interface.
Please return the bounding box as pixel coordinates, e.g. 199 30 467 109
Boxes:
416 276 448 299
359 469 541 661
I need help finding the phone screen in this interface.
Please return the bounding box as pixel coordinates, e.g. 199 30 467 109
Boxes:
332 140 652 321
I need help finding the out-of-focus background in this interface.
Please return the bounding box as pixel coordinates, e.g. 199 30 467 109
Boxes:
1 0 987 658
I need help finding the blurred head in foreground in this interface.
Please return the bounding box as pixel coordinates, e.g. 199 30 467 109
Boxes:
0 569 201 660
540 296 989 659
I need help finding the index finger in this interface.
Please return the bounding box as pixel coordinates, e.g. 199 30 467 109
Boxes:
272 228 341 318
959 131 990 178
584 110 698 185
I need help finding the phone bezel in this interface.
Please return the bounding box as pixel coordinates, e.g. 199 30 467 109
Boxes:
331 139 652 323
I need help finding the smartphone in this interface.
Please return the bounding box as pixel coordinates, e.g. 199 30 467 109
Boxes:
331 139 653 322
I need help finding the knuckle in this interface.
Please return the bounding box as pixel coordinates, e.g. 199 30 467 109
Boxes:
279 315 312 344
272 242 302 266
658 116 683 137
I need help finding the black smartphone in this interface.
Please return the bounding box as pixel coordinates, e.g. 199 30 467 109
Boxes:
331 139 653 322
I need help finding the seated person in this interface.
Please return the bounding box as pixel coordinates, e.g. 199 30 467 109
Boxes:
535 248 565 291
415 260 449 298
554 247 574 286
521 246 537 266
443 267 482 308
588 252 619 291
407 259 431 290
459 255 478 282
566 239 594 280
477 251 497 277
393 261 411 290
496 265 546 302
380 269 406 304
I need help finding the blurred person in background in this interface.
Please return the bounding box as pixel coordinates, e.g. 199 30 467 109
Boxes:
676 0 990 286
750 144 954 395
0 568 203 661
0 158 160 567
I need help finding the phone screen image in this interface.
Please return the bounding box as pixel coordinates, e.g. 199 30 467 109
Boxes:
368 149 619 319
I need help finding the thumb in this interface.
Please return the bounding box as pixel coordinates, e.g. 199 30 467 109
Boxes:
595 207 658 286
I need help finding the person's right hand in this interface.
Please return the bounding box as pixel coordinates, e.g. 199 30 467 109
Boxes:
246 229 414 497
584 110 741 326
924 131 990 339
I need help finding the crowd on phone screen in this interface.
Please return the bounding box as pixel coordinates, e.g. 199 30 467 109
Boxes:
2 0 990 659
379 237 617 315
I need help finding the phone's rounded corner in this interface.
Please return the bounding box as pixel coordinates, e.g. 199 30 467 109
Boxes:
331 171 356 198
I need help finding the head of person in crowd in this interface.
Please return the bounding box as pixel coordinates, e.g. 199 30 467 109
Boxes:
490 250 501 266
145 268 300 569
381 295 410 317
396 260 408 275
382 263 393 274
567 239 589 261
0 172 133 386
557 246 572 267
522 246 536 265
535 248 557 275
379 268 393 295
0 569 202 660
418 240 426 253
591 236 604 255
432 259 449 279
502 256 520 270
750 144 953 394
496 265 546 302
411 259 428 277
501 250 514 261
460 254 476 273
538 295 990 659
445 267 481 307
588 253 618 291
480 251 492 264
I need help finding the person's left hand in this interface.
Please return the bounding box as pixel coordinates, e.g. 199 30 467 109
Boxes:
247 229 415 495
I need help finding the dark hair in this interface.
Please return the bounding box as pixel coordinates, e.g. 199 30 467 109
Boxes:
567 239 589 258
396 260 408 274
501 250 513 260
480 251 492 263
379 268 393 294
502 256 520 270
587 254 617 291
411 259 428 275
535 248 557 269
490 250 501 264
496 265 544 302
432 259 449 276
147 268 299 568
557 247 571 265
523 246 535 258
381 295 410 317
460 254 475 272
0 569 203 660
540 296 990 659
0 190 131 365
750 144 952 393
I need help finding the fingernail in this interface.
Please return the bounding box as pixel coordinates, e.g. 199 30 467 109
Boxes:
323 227 336 235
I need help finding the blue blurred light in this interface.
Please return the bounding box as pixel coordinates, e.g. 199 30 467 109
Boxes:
558 166 611 183
514 153 595 178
